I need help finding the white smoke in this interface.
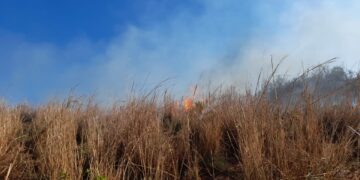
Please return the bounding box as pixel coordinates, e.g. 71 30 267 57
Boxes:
210 0 360 89
1 0 360 103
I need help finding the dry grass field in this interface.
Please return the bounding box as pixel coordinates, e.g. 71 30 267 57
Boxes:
0 85 359 179
2 1 360 179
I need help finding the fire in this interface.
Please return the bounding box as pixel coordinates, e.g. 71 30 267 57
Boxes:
183 97 194 111
183 85 198 111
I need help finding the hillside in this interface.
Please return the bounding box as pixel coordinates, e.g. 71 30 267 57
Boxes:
0 84 359 179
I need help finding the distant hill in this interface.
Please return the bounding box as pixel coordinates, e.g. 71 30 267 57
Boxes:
267 66 360 105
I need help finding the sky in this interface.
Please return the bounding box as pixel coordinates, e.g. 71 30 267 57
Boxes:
0 0 360 104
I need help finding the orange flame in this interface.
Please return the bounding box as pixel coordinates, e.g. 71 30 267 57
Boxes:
183 97 194 111
183 84 199 111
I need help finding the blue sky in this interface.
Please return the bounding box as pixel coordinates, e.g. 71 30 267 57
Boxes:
0 0 205 44
0 0 359 104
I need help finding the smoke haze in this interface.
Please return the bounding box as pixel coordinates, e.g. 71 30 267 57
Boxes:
0 0 359 103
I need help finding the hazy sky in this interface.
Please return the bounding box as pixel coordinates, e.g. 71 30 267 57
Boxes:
0 0 359 104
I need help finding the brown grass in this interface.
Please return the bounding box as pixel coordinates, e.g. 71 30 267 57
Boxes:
0 89 359 179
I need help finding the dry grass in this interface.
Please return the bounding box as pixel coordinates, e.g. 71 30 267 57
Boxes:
0 88 359 179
